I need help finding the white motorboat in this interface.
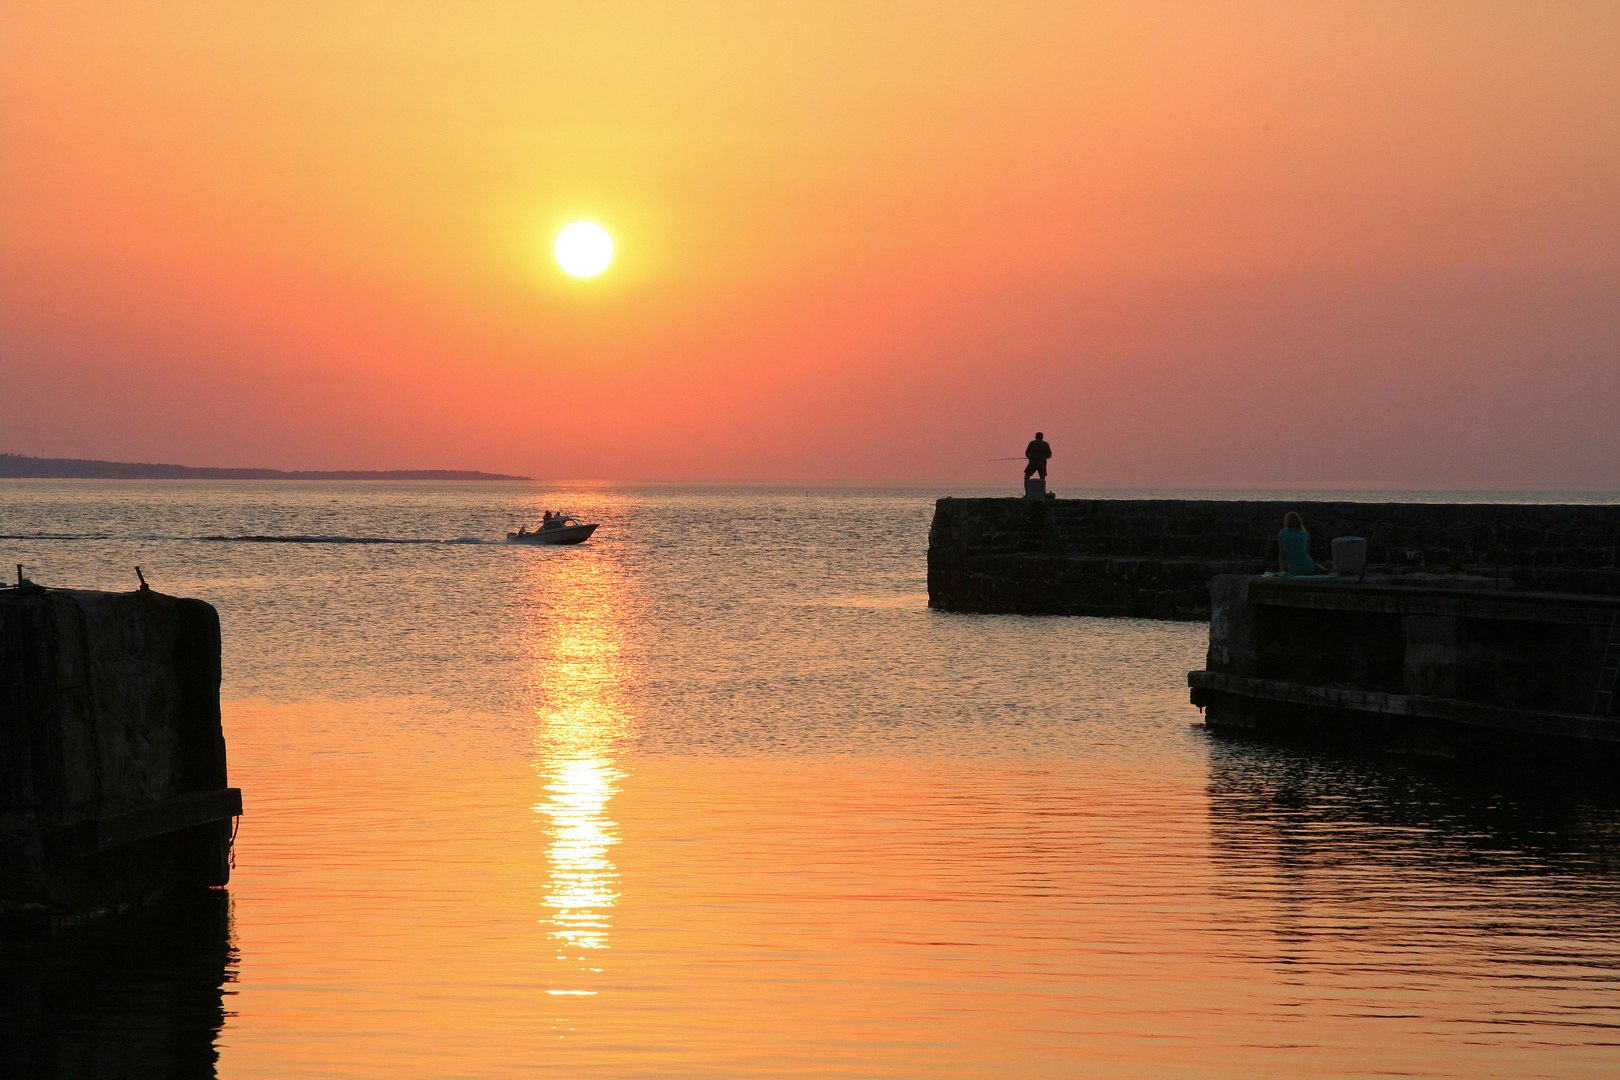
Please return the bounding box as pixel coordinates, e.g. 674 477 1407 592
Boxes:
507 515 599 545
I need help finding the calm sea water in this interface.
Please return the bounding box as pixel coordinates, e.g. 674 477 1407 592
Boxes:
5 480 1620 1079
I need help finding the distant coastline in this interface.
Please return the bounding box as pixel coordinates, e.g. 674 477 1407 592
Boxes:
0 454 531 482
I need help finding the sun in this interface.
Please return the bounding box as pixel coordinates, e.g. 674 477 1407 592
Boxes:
554 222 614 277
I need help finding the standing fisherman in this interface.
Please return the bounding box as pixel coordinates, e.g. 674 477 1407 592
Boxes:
1024 432 1052 480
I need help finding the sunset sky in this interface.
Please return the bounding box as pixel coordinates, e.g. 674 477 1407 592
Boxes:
3 1 1616 484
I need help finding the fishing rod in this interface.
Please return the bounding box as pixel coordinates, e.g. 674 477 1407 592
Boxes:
1356 524 1378 584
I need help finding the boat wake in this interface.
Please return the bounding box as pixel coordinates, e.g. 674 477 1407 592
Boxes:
206 534 496 545
0 532 499 545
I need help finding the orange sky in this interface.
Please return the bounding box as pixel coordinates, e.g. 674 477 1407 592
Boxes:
3 1 1616 484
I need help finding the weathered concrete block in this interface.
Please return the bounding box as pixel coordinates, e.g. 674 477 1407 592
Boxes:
1192 575 1620 757
1 587 240 933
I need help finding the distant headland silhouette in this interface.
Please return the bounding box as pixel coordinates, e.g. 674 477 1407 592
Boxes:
0 453 531 481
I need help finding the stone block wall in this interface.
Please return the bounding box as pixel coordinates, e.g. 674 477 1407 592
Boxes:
1 588 236 930
1198 575 1620 723
929 498 1620 619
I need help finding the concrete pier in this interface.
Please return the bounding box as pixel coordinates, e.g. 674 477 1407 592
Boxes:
1189 574 1620 757
928 498 1620 620
1 583 242 933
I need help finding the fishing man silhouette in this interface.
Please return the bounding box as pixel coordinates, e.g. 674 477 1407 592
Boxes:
1024 432 1052 480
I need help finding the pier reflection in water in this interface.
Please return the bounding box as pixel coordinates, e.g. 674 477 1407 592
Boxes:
1206 735 1620 1066
0 891 234 1080
522 548 632 1002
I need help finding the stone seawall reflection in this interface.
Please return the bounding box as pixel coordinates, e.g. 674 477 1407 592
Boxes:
0 890 234 1079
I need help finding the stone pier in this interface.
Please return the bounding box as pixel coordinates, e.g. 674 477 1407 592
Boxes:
928 498 1620 620
1 583 242 933
1189 574 1620 757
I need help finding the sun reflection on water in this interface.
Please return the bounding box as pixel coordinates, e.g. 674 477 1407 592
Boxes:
522 545 634 1001
539 756 619 963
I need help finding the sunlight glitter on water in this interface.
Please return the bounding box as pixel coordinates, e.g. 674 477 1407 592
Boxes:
539 757 621 955
525 545 632 995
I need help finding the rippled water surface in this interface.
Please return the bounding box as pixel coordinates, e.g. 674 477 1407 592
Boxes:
5 480 1620 1079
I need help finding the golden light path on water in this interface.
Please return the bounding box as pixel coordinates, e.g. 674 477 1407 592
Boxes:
522 546 632 1004
542 757 618 969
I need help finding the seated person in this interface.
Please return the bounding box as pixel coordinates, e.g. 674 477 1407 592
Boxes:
1278 512 1331 575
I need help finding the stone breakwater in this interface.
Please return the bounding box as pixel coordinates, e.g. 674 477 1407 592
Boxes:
1 586 241 933
1189 575 1620 756
927 498 1620 620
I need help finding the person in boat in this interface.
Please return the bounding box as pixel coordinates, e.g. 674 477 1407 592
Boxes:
1024 432 1052 480
1277 512 1331 575
542 511 552 527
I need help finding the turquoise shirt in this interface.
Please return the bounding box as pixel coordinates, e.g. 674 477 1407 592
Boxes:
1278 528 1316 575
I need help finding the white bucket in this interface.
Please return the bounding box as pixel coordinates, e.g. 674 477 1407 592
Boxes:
1332 535 1367 576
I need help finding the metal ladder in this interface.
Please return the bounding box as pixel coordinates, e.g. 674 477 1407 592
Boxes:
1596 612 1620 717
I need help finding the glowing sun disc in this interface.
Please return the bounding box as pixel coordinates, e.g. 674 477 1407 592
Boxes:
554 223 614 277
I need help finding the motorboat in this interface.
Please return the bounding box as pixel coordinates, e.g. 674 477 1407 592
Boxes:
507 515 599 545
